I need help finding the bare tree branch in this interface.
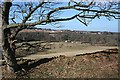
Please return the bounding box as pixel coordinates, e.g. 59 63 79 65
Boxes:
5 1 120 30
46 2 95 20
22 2 45 23
7 14 78 29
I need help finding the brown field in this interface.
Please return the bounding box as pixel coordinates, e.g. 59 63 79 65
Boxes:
0 42 119 79
15 42 118 58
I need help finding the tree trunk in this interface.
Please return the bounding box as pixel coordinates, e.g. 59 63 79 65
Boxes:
3 29 18 72
2 1 18 72
0 4 2 68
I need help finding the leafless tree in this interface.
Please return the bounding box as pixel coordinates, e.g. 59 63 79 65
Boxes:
1 0 120 72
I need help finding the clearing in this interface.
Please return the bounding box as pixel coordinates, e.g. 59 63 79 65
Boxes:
16 42 118 60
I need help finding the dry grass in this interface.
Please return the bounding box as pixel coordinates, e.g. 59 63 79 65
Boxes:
1 42 118 79
27 51 118 78
1 49 118 79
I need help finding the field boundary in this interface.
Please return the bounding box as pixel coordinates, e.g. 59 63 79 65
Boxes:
16 47 118 60
0 47 118 64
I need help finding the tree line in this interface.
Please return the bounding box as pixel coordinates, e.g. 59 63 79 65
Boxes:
16 29 118 46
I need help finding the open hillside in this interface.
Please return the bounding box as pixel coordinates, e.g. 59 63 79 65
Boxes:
1 48 119 78
16 29 119 46
1 29 119 79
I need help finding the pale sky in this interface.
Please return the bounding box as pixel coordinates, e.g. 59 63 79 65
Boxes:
7 1 119 32
37 2 119 32
38 18 118 32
